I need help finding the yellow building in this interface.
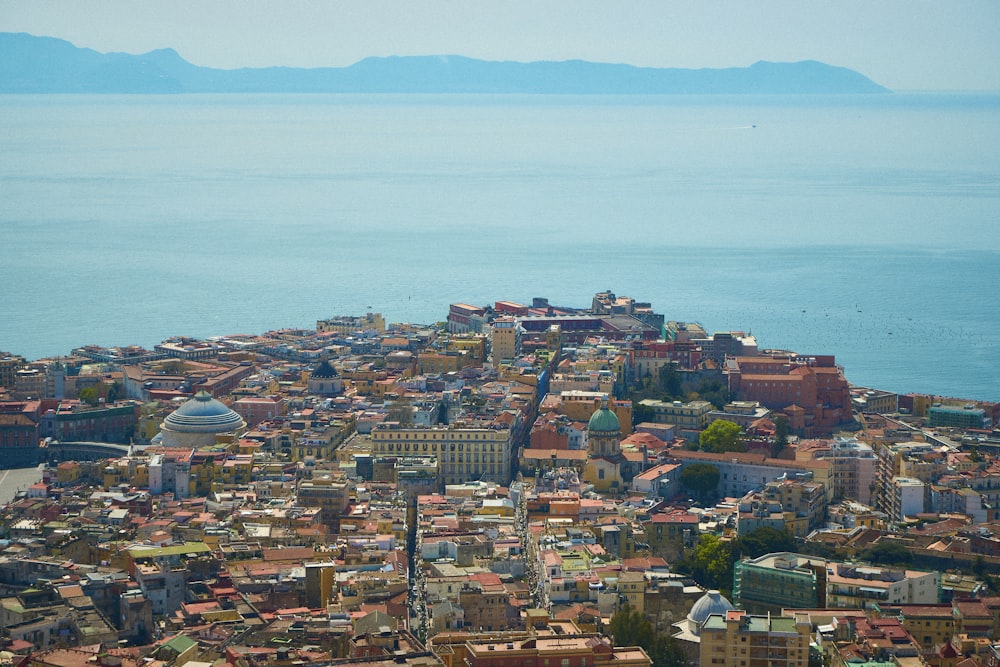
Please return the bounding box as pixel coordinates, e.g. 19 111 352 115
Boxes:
698 611 812 667
619 570 646 612
137 402 164 443
371 420 515 487
490 317 523 362
882 604 955 650
582 402 625 494
416 351 469 374
56 461 81 485
102 458 149 490
445 334 487 363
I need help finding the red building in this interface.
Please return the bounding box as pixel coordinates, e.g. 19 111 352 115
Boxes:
727 355 852 436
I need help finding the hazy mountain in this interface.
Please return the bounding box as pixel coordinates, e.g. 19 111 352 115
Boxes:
0 33 890 94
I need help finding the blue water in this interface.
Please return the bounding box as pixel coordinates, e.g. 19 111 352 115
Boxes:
1 93 998 400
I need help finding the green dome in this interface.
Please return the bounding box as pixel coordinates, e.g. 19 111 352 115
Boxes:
588 405 620 433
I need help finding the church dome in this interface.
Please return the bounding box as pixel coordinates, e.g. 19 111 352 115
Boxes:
162 391 245 434
311 359 339 378
588 404 620 434
687 590 735 635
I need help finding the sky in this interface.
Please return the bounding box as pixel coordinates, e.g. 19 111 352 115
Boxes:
3 1 1000 91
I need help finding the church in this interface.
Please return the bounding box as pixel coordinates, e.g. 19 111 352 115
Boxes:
581 399 626 494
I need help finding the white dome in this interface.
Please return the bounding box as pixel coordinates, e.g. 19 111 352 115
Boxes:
162 390 245 434
687 590 734 635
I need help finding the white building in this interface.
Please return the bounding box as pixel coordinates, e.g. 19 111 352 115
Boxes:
892 476 925 521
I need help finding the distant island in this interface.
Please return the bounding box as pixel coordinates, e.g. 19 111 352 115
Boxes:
0 32 889 95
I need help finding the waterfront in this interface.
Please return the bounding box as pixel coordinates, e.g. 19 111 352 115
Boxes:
2 93 998 400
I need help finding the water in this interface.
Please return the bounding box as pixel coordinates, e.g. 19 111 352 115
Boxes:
1 93 998 400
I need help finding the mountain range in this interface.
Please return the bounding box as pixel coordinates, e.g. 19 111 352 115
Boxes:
0 32 890 94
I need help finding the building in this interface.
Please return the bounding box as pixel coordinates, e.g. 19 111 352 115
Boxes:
0 353 26 390
306 359 343 396
726 355 852 435
156 391 247 448
434 632 651 667
372 419 517 487
38 401 139 444
890 477 926 521
582 401 625 494
797 437 877 506
708 401 771 429
874 603 956 650
826 562 939 609
637 399 712 432
698 610 812 667
672 449 828 500
691 331 758 364
928 404 989 429
672 589 736 663
629 340 702 377
489 317 523 362
0 412 39 467
233 395 285 428
517 313 659 345
733 553 828 613
447 303 489 334
316 312 385 334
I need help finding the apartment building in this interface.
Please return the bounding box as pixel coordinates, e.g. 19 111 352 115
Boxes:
699 610 812 667
372 419 517 487
734 553 828 613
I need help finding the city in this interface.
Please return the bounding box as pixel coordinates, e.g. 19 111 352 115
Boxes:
0 290 998 667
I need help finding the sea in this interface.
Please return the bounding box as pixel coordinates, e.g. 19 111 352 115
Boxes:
1 92 998 401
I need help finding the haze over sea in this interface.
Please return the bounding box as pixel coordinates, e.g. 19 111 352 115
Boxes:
1 93 998 401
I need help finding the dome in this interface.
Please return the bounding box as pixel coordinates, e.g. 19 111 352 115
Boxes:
311 359 339 379
162 391 245 434
687 590 735 635
588 404 620 434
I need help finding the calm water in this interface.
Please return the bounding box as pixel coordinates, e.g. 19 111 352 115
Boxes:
1 93 998 400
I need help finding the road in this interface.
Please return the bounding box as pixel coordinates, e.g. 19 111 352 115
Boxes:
0 465 45 504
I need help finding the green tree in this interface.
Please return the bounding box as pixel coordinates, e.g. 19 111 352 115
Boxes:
699 420 744 453
78 386 100 406
658 362 683 398
608 604 653 648
676 534 736 596
608 604 687 667
680 463 720 499
772 415 789 456
632 401 656 426
736 526 796 559
859 541 913 566
106 380 123 403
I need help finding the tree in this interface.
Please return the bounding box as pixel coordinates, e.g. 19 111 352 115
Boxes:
736 526 796 559
657 362 682 398
106 380 123 403
699 419 744 453
676 534 736 596
680 463 720 499
608 604 653 648
386 396 414 425
859 541 913 566
632 401 656 426
773 415 789 456
78 386 100 406
608 604 687 667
